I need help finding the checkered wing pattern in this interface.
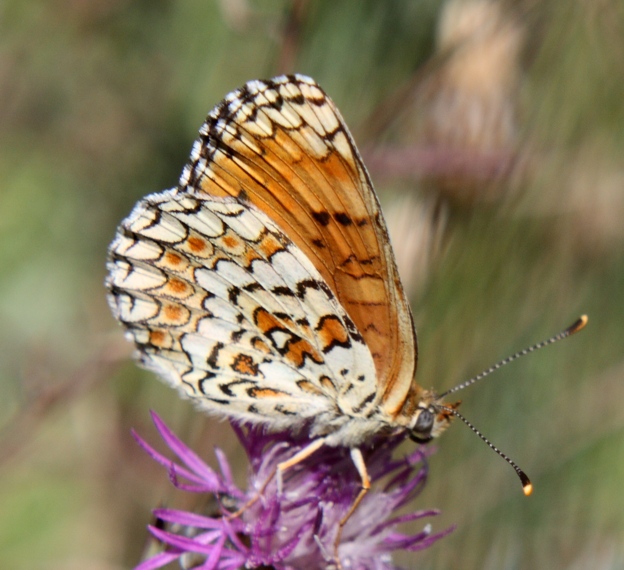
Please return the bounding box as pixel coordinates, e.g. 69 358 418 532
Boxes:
108 189 382 431
180 75 417 417
107 75 418 438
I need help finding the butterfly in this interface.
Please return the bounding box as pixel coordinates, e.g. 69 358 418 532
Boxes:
106 74 587 548
106 72 451 442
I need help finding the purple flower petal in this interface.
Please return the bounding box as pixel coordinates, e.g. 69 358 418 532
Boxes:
148 525 217 554
214 447 235 488
152 508 230 529
196 533 226 570
403 525 456 552
134 416 451 569
131 429 217 490
150 412 222 489
376 509 442 533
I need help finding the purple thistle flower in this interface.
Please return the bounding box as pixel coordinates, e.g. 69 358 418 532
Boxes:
133 412 453 570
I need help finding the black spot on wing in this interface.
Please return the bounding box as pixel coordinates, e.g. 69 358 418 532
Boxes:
231 328 245 342
296 278 333 300
271 286 296 297
197 372 218 394
275 404 297 416
351 392 376 414
334 212 352 226
207 397 230 405
243 282 263 293
219 379 253 397
343 315 364 343
312 211 331 226
228 286 242 304
207 342 225 368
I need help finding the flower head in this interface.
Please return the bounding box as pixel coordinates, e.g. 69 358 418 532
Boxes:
133 413 453 570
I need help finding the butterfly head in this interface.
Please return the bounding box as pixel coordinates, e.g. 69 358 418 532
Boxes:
407 392 461 444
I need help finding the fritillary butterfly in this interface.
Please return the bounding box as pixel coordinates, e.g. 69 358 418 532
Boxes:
106 73 449 444
106 75 588 547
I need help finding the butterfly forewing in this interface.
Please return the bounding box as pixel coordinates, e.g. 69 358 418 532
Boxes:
179 74 417 417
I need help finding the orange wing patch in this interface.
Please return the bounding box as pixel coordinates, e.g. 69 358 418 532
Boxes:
165 277 191 296
320 375 337 394
253 307 324 367
296 379 325 396
182 234 214 258
316 315 350 353
162 303 189 324
253 307 283 335
283 338 324 368
249 388 289 399
163 251 186 269
231 353 259 376
148 329 169 348
215 231 246 255
257 232 286 258
251 337 272 354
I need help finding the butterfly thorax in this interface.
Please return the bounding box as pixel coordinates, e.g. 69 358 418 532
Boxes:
313 382 459 448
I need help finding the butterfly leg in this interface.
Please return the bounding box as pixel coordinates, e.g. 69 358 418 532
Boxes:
226 437 327 519
273 437 327 494
332 447 371 564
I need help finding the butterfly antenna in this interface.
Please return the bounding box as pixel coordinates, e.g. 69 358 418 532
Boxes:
438 405 533 495
438 315 588 399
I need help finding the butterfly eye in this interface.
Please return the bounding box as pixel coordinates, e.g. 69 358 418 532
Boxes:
409 408 435 443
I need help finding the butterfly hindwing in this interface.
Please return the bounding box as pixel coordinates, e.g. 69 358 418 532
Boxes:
107 190 379 429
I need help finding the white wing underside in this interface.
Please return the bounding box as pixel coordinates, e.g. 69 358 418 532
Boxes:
107 191 381 438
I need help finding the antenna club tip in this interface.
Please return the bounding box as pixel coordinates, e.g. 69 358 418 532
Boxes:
568 315 588 335
519 471 533 496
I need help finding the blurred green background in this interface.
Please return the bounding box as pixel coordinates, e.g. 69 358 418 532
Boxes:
1 1 623 568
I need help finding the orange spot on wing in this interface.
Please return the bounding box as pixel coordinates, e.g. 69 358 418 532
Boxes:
243 248 263 266
254 308 281 333
188 236 207 253
320 375 337 393
163 303 185 323
251 337 272 353
149 330 167 347
221 234 241 250
297 380 324 395
285 338 324 367
316 316 349 351
166 277 189 295
164 252 183 266
231 354 258 376
249 388 287 398
258 234 284 258
321 151 357 187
